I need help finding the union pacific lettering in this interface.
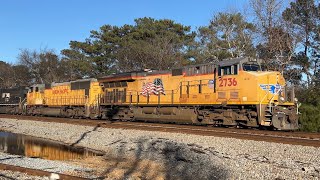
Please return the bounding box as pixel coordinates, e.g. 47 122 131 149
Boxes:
52 89 69 94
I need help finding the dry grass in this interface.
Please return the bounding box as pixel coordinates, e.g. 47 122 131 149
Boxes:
67 155 167 180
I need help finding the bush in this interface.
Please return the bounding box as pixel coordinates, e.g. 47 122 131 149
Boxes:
298 104 320 132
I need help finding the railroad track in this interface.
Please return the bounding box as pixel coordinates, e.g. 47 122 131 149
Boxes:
0 114 319 147
0 163 87 180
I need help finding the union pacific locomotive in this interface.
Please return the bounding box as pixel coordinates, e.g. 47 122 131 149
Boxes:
0 57 299 130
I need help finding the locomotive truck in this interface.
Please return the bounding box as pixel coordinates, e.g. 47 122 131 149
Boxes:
3 57 299 130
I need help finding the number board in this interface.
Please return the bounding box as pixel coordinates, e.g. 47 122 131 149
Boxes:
218 78 238 87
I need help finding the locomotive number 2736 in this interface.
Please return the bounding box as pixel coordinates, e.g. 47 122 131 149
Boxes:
219 78 237 87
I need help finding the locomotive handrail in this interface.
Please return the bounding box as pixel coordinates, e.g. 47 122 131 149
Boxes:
19 97 27 111
259 86 282 118
268 88 282 110
104 80 242 105
20 97 27 104
259 88 269 117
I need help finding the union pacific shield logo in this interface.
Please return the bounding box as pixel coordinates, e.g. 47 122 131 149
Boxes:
259 84 282 94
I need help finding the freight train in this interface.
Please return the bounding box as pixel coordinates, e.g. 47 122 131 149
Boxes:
0 57 299 130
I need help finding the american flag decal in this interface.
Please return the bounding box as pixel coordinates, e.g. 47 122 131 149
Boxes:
141 78 166 96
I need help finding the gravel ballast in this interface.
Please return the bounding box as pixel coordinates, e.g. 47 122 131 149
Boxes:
0 118 319 179
0 169 48 180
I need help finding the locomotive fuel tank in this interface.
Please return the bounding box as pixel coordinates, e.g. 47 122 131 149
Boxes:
39 108 61 117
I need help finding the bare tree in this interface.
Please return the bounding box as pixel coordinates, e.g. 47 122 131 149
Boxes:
250 0 298 73
0 61 16 88
18 48 69 84
250 0 284 35
18 49 43 83
197 12 256 62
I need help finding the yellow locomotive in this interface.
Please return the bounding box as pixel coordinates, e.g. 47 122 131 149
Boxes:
26 57 299 130
26 79 102 118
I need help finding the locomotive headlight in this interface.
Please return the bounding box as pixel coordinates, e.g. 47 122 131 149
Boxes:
279 97 285 102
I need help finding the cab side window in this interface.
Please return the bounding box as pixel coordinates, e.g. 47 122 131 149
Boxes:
218 65 238 76
233 64 238 75
224 66 232 75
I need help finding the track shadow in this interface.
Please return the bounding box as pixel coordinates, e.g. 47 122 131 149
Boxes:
70 124 101 147
98 137 228 180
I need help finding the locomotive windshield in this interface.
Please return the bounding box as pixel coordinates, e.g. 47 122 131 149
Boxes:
242 63 261 71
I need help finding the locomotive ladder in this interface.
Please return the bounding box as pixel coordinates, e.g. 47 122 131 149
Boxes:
259 92 270 122
261 86 282 123
260 85 282 123
264 106 273 122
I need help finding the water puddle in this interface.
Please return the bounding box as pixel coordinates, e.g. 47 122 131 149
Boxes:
0 131 104 160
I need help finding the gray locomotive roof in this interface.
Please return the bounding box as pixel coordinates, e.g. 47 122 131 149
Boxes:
218 57 247 66
98 70 170 82
70 78 97 83
51 78 97 87
98 57 259 82
100 69 170 77
218 57 261 66
173 57 257 69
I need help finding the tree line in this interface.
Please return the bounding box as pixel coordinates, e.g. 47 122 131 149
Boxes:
1 0 319 131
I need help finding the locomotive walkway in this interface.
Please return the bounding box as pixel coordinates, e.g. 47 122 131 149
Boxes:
0 114 319 147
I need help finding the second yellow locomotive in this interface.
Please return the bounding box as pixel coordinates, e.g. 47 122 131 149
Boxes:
26 57 299 130
27 79 102 118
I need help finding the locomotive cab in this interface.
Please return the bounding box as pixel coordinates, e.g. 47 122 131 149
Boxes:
217 57 299 130
27 84 45 105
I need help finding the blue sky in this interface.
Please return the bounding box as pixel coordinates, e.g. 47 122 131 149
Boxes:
0 0 249 63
